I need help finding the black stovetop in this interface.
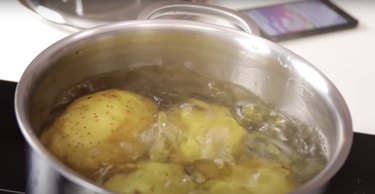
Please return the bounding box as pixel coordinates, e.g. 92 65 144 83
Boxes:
0 80 374 194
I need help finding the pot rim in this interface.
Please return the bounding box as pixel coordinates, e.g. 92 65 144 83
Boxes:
15 19 353 194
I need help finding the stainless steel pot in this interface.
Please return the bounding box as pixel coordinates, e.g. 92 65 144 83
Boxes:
15 2 352 194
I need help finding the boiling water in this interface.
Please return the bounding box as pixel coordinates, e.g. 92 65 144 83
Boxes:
49 64 327 187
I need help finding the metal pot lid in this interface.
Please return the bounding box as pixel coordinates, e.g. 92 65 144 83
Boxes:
19 0 207 29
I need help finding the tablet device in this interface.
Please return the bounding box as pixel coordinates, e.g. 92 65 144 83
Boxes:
241 0 358 41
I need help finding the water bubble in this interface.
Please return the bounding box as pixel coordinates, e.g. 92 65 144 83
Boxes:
183 60 194 71
286 77 296 90
154 59 163 66
278 56 289 69
251 45 258 52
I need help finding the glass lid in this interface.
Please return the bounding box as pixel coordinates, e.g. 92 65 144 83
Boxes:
19 0 206 29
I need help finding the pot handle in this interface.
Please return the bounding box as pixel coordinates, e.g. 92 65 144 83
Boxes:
137 1 260 35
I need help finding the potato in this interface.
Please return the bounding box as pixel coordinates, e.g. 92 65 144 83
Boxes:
149 98 247 164
200 158 295 194
103 161 196 194
104 159 294 194
40 89 158 174
41 89 297 193
184 160 232 184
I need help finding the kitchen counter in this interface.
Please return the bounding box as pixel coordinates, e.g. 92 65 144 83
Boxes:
1 0 374 135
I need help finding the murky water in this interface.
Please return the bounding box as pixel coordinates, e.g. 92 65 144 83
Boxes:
46 64 328 192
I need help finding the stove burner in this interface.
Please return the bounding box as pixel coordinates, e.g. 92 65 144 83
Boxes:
0 81 26 194
0 188 24 194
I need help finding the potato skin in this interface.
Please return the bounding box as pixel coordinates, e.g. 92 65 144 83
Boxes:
200 158 295 194
40 89 157 174
104 161 196 194
158 99 247 164
104 159 294 194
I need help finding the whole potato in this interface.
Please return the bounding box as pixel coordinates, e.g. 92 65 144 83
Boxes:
200 158 295 194
104 161 196 194
40 89 158 175
149 98 247 164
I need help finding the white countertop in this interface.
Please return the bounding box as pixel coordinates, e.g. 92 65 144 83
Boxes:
1 1 374 135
